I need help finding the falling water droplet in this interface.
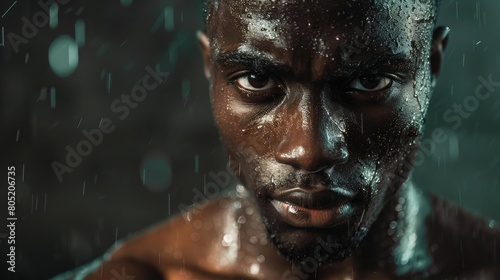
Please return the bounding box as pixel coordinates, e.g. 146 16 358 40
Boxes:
489 220 496 228
48 35 79 77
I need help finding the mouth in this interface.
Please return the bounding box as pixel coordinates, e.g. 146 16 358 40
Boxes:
269 188 358 229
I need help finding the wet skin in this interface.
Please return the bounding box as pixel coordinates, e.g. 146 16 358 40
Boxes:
203 0 438 266
63 189 500 279
57 0 500 279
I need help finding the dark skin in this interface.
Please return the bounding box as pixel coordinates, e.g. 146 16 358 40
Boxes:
57 0 500 279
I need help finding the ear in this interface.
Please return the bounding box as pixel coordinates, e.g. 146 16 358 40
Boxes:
197 31 211 79
430 26 450 82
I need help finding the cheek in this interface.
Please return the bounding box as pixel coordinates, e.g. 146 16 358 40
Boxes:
351 75 427 149
211 83 277 176
212 85 245 156
344 80 427 200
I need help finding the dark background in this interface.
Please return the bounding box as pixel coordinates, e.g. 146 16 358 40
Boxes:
0 0 498 279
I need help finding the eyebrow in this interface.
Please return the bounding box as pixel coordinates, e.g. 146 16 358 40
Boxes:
336 53 415 76
215 49 415 78
215 50 291 75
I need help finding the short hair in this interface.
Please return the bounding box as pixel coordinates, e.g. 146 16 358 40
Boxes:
202 0 442 25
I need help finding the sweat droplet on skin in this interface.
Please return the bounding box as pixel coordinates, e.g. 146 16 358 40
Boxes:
250 263 260 275
250 236 258 244
193 220 203 229
191 233 200 241
238 216 247 224
390 221 398 229
222 234 234 247
246 207 254 215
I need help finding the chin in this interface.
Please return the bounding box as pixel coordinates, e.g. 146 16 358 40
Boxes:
267 223 369 265
260 200 370 266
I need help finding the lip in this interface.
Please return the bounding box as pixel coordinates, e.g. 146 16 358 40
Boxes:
270 188 357 228
273 188 355 209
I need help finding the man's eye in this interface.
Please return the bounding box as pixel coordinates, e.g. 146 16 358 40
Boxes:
236 73 277 91
347 76 393 92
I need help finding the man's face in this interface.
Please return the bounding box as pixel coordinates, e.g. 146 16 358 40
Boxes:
202 0 441 264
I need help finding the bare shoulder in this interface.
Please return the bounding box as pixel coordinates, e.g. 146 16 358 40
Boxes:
50 253 164 280
52 194 243 280
425 194 500 277
111 193 241 265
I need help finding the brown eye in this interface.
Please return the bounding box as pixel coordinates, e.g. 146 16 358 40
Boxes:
347 75 393 92
236 73 276 91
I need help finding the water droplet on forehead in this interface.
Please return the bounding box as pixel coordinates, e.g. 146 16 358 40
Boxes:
250 263 260 275
389 221 398 229
256 255 265 263
238 215 246 224
193 220 203 229
191 233 200 241
234 201 242 209
409 233 417 243
246 207 254 215
236 185 245 193
397 211 405 219
222 234 234 246
250 236 258 244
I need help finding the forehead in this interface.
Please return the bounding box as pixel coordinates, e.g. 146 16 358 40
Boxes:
208 0 435 75
208 0 434 32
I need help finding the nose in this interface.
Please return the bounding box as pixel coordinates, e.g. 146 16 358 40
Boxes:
275 93 349 173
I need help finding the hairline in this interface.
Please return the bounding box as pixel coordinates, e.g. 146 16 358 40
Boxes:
202 0 442 28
